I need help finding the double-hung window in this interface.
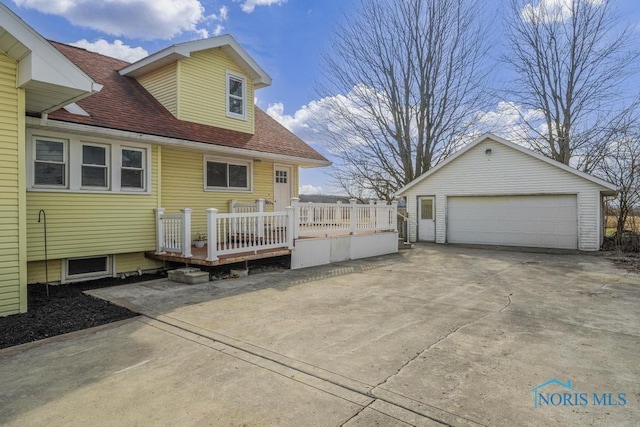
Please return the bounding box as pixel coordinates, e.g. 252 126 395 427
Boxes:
30 134 150 193
226 72 246 119
121 148 145 190
81 143 109 189
205 158 251 191
34 138 67 187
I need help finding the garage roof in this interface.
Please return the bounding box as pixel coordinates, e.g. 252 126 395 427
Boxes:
397 133 618 196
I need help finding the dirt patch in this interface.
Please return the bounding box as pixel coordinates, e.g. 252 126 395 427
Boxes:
0 273 166 349
611 255 640 274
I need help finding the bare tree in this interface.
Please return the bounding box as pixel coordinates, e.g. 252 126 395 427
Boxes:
318 0 491 200
503 0 639 172
598 126 640 245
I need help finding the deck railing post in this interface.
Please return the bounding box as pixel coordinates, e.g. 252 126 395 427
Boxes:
229 200 237 234
369 200 376 229
375 200 383 230
391 200 398 232
286 206 295 249
349 198 358 235
154 207 165 254
206 208 219 261
257 198 265 238
181 208 193 258
290 197 300 239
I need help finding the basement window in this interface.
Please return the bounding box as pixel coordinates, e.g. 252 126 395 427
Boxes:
64 255 112 282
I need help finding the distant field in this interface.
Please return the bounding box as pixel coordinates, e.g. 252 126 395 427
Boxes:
605 215 639 236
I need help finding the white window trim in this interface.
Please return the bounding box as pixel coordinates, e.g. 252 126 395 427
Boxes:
225 71 247 120
79 142 110 190
61 255 115 284
32 136 69 189
27 130 152 194
120 146 147 192
203 155 253 192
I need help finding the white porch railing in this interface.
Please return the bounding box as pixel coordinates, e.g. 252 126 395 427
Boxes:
154 208 192 257
292 198 398 238
154 199 397 261
229 198 265 214
205 208 295 261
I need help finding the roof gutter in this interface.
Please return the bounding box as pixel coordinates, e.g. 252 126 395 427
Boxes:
26 117 330 168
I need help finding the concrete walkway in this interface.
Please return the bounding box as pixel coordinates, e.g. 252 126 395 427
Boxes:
1 245 639 426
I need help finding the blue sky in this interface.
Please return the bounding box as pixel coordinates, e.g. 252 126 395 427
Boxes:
5 0 640 194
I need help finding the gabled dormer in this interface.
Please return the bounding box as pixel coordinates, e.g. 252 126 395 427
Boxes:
119 35 271 135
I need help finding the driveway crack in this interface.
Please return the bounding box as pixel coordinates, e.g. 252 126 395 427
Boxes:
372 293 513 392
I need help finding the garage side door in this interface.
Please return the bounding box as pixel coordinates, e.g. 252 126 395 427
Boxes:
447 195 578 249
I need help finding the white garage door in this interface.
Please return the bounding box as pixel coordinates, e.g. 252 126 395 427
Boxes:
447 195 578 249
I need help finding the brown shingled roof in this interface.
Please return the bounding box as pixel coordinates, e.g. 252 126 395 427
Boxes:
47 42 328 164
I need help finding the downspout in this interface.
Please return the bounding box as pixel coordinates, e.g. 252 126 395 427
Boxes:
37 209 49 296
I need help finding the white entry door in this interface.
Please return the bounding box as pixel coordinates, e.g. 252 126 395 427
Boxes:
274 165 292 211
418 196 435 241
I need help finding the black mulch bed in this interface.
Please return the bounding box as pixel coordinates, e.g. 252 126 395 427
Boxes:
0 273 166 350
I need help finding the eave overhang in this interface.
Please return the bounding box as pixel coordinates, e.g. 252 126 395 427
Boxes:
0 4 101 113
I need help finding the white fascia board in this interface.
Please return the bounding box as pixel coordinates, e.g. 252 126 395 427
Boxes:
17 50 103 94
397 132 617 195
119 34 272 88
26 117 330 168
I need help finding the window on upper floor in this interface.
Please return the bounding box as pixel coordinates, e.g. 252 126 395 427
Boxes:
226 71 246 120
29 134 151 194
204 156 252 192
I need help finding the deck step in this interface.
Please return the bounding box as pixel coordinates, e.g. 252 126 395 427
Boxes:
398 238 414 250
168 268 210 285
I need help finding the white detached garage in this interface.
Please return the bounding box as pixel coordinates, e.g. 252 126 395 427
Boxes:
397 134 617 251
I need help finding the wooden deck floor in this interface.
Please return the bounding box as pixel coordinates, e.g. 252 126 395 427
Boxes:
145 246 291 267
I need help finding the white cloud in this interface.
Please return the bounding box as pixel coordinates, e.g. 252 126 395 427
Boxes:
70 39 149 62
299 184 323 195
266 99 341 149
212 24 225 37
234 0 288 14
266 85 399 155
13 0 214 40
521 0 604 23
472 101 545 143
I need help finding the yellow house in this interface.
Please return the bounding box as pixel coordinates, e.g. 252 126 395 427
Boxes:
0 5 329 316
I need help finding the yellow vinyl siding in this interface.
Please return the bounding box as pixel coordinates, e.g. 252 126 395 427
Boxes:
161 147 274 233
27 259 62 284
0 53 26 316
26 146 159 261
177 50 254 134
293 167 299 196
115 252 162 273
136 63 178 116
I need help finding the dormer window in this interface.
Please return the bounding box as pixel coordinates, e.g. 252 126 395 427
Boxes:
226 71 246 120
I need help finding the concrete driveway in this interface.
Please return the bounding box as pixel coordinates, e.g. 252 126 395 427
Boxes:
1 245 639 426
